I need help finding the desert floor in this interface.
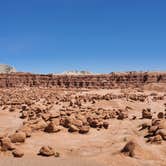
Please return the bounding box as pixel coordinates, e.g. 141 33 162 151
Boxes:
0 85 166 166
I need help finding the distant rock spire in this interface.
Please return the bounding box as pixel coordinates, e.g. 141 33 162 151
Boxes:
60 70 93 75
0 64 16 73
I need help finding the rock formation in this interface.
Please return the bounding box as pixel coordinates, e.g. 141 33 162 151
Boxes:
0 71 166 88
0 64 16 73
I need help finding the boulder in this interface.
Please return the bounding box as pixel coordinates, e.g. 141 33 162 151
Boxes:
140 122 150 130
44 121 62 133
157 112 164 119
79 126 90 134
12 149 24 158
31 119 47 131
10 132 26 143
142 109 152 119
156 129 166 140
150 135 162 144
117 110 128 120
0 137 15 151
88 119 98 128
38 146 55 157
121 141 136 157
60 118 70 128
68 124 79 132
19 126 32 137
0 132 8 139
103 122 109 129
71 119 83 127
148 126 159 135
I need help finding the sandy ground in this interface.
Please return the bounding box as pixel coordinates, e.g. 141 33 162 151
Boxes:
0 86 166 166
0 157 104 166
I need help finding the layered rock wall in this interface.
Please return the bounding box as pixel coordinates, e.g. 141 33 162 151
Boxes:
0 72 166 88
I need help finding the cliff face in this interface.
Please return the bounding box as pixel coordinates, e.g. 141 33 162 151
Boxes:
0 72 166 88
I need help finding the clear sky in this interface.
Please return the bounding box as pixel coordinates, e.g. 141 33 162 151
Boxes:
0 0 166 73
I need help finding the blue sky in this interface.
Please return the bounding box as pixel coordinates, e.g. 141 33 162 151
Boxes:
0 0 166 73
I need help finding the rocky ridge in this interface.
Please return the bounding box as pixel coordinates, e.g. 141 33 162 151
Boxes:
0 71 166 88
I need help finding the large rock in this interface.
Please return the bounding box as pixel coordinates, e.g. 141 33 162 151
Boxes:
79 126 90 134
121 141 136 157
10 132 26 143
142 109 152 119
68 124 79 132
156 129 166 140
12 149 24 158
31 119 47 131
44 121 62 133
38 146 55 156
0 137 15 151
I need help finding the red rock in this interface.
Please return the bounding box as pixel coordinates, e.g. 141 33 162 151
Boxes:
39 146 55 156
79 126 90 134
12 149 24 157
103 122 109 129
10 132 26 143
0 137 15 151
121 141 136 157
142 109 152 119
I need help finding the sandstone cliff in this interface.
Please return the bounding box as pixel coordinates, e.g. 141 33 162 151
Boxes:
0 72 166 88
